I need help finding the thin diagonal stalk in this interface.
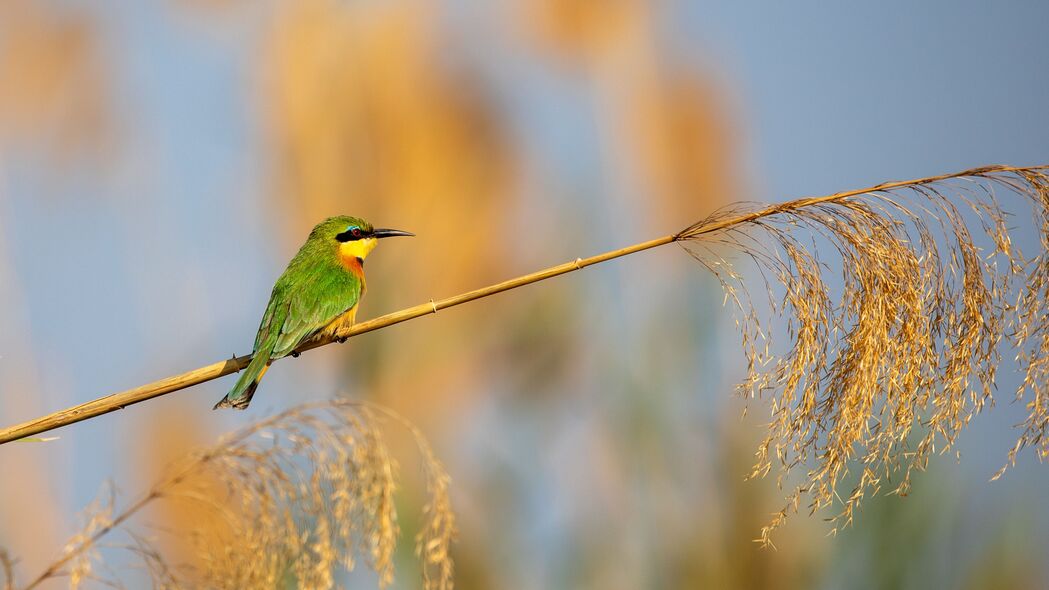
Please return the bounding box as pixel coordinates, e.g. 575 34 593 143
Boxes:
19 413 271 590
0 164 1044 446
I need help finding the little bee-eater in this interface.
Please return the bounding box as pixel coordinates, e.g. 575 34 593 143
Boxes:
214 216 413 410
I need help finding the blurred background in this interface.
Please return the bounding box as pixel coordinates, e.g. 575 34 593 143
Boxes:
1 0 1048 588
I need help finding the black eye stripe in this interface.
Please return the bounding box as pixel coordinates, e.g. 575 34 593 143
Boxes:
335 227 370 242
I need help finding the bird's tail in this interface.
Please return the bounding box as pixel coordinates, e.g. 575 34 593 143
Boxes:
214 348 272 410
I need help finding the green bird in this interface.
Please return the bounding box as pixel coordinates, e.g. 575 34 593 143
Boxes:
214 216 413 410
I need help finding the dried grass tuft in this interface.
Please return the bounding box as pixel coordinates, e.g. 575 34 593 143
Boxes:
16 400 455 590
63 486 116 589
678 166 1049 545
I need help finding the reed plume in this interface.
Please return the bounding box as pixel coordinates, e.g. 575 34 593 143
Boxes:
12 400 455 590
677 166 1049 544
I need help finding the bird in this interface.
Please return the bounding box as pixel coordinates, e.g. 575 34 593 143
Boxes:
214 216 413 410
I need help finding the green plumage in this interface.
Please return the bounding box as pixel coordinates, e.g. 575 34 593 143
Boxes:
214 216 369 410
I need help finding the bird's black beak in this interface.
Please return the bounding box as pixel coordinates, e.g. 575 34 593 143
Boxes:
372 228 415 239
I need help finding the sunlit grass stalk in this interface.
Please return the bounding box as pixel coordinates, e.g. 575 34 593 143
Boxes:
1 164 1042 447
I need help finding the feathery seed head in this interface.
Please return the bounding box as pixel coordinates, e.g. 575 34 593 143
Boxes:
678 166 1049 546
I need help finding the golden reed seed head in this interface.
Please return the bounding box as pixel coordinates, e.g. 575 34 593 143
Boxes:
679 166 1049 546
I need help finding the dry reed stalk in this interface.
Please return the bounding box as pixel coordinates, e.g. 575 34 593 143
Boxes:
0 164 1041 447
0 235 672 445
11 400 455 590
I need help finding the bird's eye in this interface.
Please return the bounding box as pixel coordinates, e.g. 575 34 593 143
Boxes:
336 225 362 242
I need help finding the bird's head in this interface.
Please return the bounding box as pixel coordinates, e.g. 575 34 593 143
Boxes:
312 215 414 264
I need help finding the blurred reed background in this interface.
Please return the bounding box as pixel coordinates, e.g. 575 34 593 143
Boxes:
1 0 1047 588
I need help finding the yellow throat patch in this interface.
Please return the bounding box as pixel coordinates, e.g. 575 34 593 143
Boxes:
339 237 377 273
340 236 378 260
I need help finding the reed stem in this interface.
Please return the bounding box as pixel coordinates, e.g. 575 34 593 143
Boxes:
0 164 1042 446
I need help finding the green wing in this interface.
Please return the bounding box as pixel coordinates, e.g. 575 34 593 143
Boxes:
252 265 362 360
